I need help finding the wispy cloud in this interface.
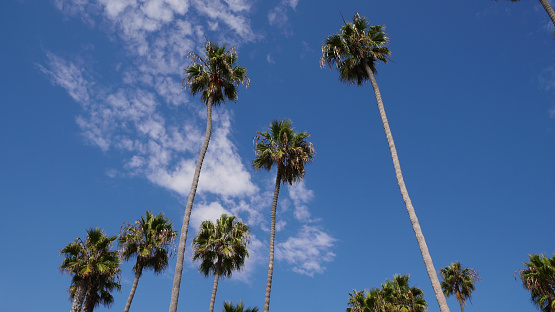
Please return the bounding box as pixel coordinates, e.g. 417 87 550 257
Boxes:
267 0 299 34
276 225 336 277
538 66 555 118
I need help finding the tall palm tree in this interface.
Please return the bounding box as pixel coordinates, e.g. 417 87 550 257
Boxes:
502 0 555 31
519 253 555 312
60 228 121 312
253 119 315 312
119 211 177 312
439 262 480 312
170 41 250 312
81 271 121 312
192 214 250 312
223 301 259 312
321 13 450 312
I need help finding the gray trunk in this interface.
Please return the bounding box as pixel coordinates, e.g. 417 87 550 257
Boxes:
124 263 143 312
169 97 214 312
362 60 450 312
263 168 282 312
82 285 96 312
70 279 87 312
208 267 220 312
539 0 555 29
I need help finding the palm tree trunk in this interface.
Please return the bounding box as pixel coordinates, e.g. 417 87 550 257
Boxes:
539 0 555 28
458 299 465 312
209 267 220 312
124 264 143 312
362 60 450 312
70 279 87 312
264 168 282 312
82 285 96 312
169 97 214 312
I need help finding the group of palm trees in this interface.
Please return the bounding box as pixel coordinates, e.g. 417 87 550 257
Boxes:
60 9 555 312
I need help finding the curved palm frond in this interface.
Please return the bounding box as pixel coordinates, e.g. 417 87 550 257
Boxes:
519 254 555 312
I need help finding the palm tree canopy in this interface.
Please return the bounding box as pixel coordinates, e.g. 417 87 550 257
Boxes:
253 119 315 185
60 228 120 279
320 12 391 86
439 261 480 305
119 210 177 276
183 41 250 106
519 253 555 312
223 301 259 312
346 275 427 312
192 214 250 278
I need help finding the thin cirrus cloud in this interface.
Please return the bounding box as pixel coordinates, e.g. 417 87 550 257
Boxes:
42 0 334 279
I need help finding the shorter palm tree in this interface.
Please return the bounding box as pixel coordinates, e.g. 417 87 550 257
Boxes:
223 301 259 312
253 119 315 312
519 253 555 312
60 228 121 312
439 261 480 312
192 214 250 312
119 211 177 312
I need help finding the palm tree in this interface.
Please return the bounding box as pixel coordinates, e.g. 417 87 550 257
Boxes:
253 119 315 312
192 214 250 312
60 228 121 312
223 301 259 312
119 211 177 312
439 262 480 312
81 271 121 312
519 253 555 312
501 0 555 31
321 13 450 312
170 41 250 312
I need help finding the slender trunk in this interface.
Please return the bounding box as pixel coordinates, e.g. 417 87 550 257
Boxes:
362 60 450 312
124 263 143 312
264 168 282 312
458 299 465 312
208 265 220 312
70 279 87 312
538 0 555 29
82 285 97 312
169 97 214 312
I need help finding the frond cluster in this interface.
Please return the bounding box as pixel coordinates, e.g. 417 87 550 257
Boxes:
519 254 555 312
192 214 251 279
119 210 177 275
253 119 315 185
439 261 480 306
320 12 390 85
182 41 250 106
347 274 427 312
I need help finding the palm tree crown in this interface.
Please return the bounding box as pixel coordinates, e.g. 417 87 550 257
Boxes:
60 228 121 312
120 210 177 275
439 262 480 312
320 12 390 85
223 301 259 312
183 41 250 106
253 119 315 184
519 253 555 312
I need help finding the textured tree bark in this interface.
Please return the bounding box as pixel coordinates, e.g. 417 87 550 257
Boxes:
363 60 450 312
70 279 87 312
264 168 282 312
124 263 143 312
169 97 214 312
539 0 555 28
82 285 97 312
208 267 220 312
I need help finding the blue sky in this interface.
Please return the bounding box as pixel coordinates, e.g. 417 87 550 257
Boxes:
1 0 555 311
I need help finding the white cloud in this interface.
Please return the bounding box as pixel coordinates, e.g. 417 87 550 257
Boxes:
268 0 299 32
276 225 336 277
190 201 232 231
38 53 92 104
288 181 314 222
